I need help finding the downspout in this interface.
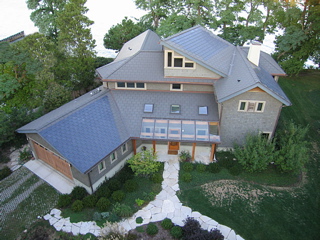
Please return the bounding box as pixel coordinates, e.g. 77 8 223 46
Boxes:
88 171 94 194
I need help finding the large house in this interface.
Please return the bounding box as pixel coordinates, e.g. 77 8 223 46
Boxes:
17 26 290 193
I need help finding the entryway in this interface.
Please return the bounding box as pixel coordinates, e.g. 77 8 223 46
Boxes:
168 141 179 155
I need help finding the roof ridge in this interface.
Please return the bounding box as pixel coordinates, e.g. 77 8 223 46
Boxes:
236 46 260 83
163 25 202 41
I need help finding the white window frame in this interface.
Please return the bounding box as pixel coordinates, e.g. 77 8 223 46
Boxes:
198 106 208 115
260 131 272 140
238 100 266 113
115 82 146 90
121 143 127 154
110 152 117 163
171 104 181 114
170 83 183 91
98 161 106 173
165 50 196 69
144 104 154 113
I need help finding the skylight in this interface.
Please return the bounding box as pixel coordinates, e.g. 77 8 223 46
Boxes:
199 106 208 115
144 104 154 113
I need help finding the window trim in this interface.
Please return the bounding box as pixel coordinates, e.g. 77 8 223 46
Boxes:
260 131 272 140
121 143 127 154
144 104 154 113
170 83 183 91
165 50 196 69
98 161 106 173
110 152 117 163
238 100 266 113
115 82 146 90
170 104 181 114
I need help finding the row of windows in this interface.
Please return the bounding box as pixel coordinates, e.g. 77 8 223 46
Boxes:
238 100 265 112
143 103 208 115
116 82 184 91
98 143 127 173
166 51 195 69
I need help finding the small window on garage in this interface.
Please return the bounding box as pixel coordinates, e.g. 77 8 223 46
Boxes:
98 161 106 173
122 143 127 154
171 104 181 114
144 104 154 113
110 152 117 163
199 106 208 115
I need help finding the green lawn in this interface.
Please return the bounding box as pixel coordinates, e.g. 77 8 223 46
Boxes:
178 70 320 240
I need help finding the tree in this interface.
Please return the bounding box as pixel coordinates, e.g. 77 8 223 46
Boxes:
275 121 309 173
103 17 151 51
26 0 66 41
234 133 277 172
127 149 161 177
56 0 96 92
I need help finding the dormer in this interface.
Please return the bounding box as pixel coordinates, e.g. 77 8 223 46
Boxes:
164 47 221 79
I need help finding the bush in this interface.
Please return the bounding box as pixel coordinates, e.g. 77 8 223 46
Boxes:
219 158 234 169
70 186 88 200
19 147 32 162
112 190 125 202
161 218 173 230
108 179 122 191
182 162 194 172
143 192 156 201
0 166 12 180
124 179 138 192
207 163 222 173
94 184 111 199
171 226 183 239
96 197 111 212
136 226 144 233
93 212 102 221
181 172 192 182
71 200 83 212
117 164 134 183
151 173 163 183
57 194 72 208
146 223 158 235
228 164 243 176
127 233 138 240
82 195 97 208
136 217 143 224
196 164 206 173
179 150 191 162
113 203 134 218
182 217 201 236
135 198 145 206
0 152 10 163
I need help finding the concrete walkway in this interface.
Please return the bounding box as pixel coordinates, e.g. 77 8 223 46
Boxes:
43 156 244 240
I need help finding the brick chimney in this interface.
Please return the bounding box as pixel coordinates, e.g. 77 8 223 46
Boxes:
247 40 261 66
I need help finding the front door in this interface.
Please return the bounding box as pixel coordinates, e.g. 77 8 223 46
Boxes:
168 142 179 155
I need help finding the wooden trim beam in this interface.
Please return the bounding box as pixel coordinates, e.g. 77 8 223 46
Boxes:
132 139 137 155
192 143 196 161
152 141 156 153
210 144 216 162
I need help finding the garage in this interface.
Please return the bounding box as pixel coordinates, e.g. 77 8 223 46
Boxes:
32 141 73 180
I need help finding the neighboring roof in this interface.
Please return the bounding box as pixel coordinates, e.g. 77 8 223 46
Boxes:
160 25 235 77
110 90 219 138
0 31 25 43
97 51 214 84
114 30 162 62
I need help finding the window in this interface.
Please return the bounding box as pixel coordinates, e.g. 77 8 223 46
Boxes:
98 161 105 173
121 143 127 154
199 106 208 115
167 52 172 67
185 62 194 68
260 132 271 140
144 104 154 113
174 58 183 67
116 82 146 90
238 101 265 112
171 104 180 114
110 152 117 163
165 50 195 69
170 84 182 91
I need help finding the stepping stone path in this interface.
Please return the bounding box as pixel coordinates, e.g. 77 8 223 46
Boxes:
43 157 245 240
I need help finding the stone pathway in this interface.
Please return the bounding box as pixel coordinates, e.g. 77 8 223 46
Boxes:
43 157 244 240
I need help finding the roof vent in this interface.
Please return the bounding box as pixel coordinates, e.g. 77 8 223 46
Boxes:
247 40 261 66
90 87 101 96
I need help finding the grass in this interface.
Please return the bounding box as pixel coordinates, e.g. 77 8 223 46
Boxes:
178 70 320 240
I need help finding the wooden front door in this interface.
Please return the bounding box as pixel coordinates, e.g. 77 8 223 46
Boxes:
32 141 73 180
168 142 179 155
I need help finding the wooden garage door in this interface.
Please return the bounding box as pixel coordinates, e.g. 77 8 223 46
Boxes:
32 141 73 180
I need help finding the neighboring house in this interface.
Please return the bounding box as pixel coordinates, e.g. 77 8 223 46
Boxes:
17 26 291 193
0 31 25 43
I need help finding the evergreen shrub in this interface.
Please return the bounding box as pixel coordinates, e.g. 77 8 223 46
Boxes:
182 162 194 172
70 186 88 200
96 197 111 211
161 218 173 230
207 163 221 173
71 200 83 212
57 194 72 208
113 203 134 218
94 184 111 198
146 223 158 235
170 226 183 239
151 173 163 183
82 195 97 208
124 179 138 192
0 166 12 180
196 164 206 173
181 172 192 182
112 190 125 202
108 179 122 191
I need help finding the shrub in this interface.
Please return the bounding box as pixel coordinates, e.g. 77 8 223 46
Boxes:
82 195 97 208
181 172 192 182
70 186 88 200
108 179 122 191
93 212 102 221
113 203 134 218
112 190 125 202
182 217 201 236
96 197 111 212
101 212 110 219
179 150 191 162
182 162 194 172
57 194 72 208
0 166 12 180
207 163 222 173
143 192 156 201
94 184 111 199
196 164 206 173
228 164 243 176
117 164 134 183
146 223 158 235
135 198 145 206
171 226 183 239
0 152 10 163
127 149 161 177
19 147 32 162
71 200 83 212
219 158 234 169
136 217 143 224
161 218 173 230
124 179 138 192
136 226 144 233
127 233 138 240
234 133 276 173
151 173 163 183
